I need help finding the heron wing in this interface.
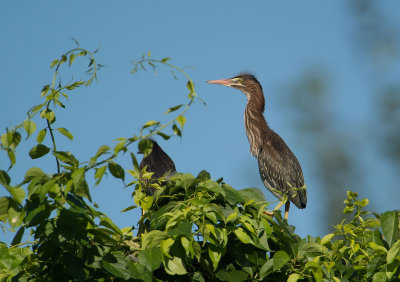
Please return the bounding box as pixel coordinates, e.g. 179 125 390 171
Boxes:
257 131 307 209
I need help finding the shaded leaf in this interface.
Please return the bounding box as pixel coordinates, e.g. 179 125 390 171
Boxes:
108 161 125 181
29 144 50 159
0 170 11 186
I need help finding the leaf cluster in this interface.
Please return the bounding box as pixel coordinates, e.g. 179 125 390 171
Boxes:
1 45 400 281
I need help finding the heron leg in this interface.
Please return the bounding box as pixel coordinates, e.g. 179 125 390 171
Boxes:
284 201 290 220
263 200 286 217
273 200 285 211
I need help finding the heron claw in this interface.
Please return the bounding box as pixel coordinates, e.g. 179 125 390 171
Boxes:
263 210 274 217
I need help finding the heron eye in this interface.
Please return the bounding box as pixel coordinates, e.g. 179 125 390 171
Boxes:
232 77 243 83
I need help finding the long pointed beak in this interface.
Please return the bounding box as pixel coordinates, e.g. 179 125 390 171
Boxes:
206 78 233 86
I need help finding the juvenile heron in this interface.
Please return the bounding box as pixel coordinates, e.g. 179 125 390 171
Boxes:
207 74 307 220
139 139 176 196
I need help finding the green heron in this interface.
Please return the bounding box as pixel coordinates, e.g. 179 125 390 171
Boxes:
207 73 307 220
139 139 176 196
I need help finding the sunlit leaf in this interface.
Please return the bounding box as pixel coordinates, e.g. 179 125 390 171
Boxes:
57 128 73 140
381 211 399 247
177 115 186 129
95 165 107 185
53 151 79 166
165 104 183 114
69 53 76 67
50 59 59 68
36 128 47 143
273 250 290 271
138 247 162 271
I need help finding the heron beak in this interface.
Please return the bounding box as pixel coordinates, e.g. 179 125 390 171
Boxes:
207 78 234 87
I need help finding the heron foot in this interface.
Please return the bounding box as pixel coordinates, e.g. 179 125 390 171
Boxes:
263 210 274 217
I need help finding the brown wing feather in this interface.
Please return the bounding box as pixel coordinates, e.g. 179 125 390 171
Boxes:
257 131 307 209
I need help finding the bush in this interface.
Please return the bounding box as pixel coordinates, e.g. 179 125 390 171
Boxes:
1 45 399 281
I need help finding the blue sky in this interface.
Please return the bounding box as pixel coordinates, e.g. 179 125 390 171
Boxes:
1 1 400 243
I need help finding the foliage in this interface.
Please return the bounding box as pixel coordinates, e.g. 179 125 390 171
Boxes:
1 45 400 281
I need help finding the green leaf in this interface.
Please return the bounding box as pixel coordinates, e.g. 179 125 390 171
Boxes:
381 211 399 247
186 80 195 97
196 170 211 181
50 59 59 68
238 187 266 203
7 186 25 204
40 109 55 124
57 127 73 140
287 273 301 282
120 205 137 213
372 272 387 282
11 226 25 245
369 242 387 253
60 54 67 64
208 244 222 270
142 230 169 249
138 247 162 271
172 123 181 137
161 57 171 63
7 206 24 228
165 104 183 114
69 53 76 66
101 260 131 280
0 197 11 222
62 252 87 280
260 259 274 279
36 128 47 143
100 216 124 237
1 131 21 149
29 144 50 159
157 131 171 140
177 115 186 129
165 256 187 275
28 103 45 116
138 139 154 156
24 119 37 138
8 150 16 168
25 203 50 227
234 228 254 245
131 152 140 171
321 233 335 245
96 145 110 156
0 170 11 186
53 151 79 166
142 120 159 129
95 165 107 185
24 167 45 182
71 168 92 201
387 239 400 264
273 250 290 271
215 270 248 282
108 161 125 181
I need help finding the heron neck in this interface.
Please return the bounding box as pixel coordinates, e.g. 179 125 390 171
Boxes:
244 94 269 157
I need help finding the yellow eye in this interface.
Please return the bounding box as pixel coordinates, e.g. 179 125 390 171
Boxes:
232 77 243 83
